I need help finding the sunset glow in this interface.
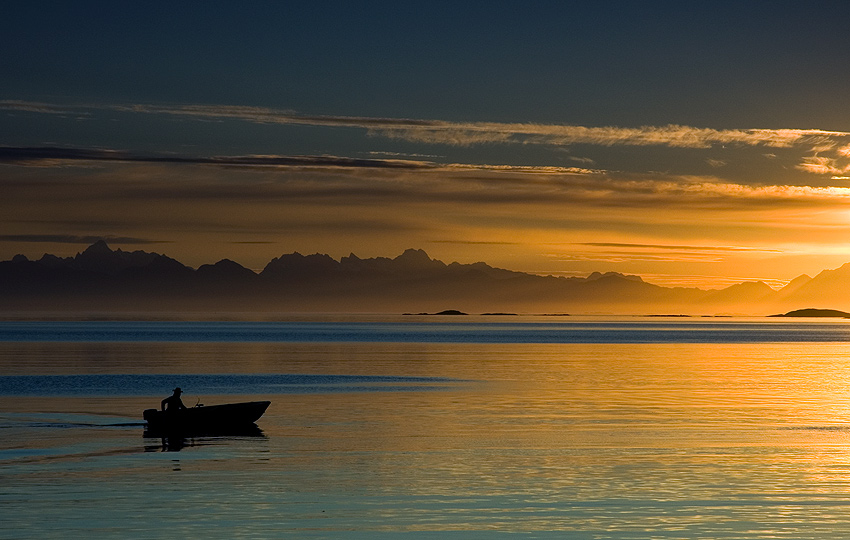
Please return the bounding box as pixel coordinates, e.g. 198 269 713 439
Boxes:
3 3 850 293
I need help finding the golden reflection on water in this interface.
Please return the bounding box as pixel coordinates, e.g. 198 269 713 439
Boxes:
5 341 850 536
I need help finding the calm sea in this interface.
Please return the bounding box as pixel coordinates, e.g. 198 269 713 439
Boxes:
4 317 850 538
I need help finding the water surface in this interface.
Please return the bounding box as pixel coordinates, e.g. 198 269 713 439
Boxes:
3 318 850 538
3 318 850 343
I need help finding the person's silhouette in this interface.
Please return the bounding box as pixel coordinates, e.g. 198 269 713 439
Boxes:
161 387 187 412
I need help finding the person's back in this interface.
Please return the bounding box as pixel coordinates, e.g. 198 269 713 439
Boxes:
161 387 186 412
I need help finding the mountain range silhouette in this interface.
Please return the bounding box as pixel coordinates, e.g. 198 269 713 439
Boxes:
1 240 848 315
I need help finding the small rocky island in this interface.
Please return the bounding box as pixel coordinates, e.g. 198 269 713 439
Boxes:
770 308 850 318
404 309 469 315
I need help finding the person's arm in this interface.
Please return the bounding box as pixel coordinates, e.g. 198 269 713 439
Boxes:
161 397 168 411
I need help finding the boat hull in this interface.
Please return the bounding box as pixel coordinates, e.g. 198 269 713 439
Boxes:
143 401 270 434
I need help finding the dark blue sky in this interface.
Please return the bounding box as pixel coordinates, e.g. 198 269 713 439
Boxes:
4 2 849 128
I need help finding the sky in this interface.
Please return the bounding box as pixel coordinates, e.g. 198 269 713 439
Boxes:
3 1 850 289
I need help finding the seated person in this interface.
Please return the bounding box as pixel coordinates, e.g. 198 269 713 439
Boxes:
161 387 187 412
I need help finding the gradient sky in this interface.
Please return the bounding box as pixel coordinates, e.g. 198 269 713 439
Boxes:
4 2 850 288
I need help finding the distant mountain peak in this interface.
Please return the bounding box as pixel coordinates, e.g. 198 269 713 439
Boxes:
197 258 257 279
726 280 772 290
208 258 246 270
395 248 432 263
391 248 447 271
779 274 812 295
70 240 183 275
81 239 113 255
586 271 644 283
75 240 121 273
261 251 338 276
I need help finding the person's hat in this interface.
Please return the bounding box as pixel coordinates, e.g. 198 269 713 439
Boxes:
174 387 182 393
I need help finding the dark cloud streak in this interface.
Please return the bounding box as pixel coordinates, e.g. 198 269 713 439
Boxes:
0 234 165 244
0 146 437 170
574 242 782 253
431 240 520 245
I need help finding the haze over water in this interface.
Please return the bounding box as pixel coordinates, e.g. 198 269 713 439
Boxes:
3 317 850 538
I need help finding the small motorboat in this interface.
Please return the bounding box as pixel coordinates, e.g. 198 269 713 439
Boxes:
143 400 270 434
